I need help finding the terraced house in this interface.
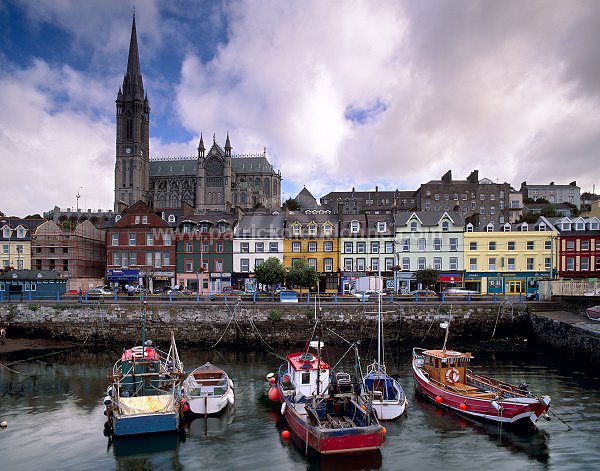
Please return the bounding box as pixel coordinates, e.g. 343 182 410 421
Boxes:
394 211 465 293
339 213 396 294
283 211 340 293
463 218 557 296
233 214 285 292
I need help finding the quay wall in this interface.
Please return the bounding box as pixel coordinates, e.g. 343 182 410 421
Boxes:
0 302 529 348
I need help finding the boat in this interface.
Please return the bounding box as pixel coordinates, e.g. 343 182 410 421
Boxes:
586 305 600 321
362 290 407 420
412 319 551 430
182 362 234 416
104 305 184 436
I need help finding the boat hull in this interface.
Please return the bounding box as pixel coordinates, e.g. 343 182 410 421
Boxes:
412 362 550 430
111 411 179 436
185 391 234 415
371 397 407 421
586 305 600 321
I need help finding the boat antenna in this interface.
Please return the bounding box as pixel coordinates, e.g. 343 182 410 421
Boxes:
441 308 452 353
141 301 147 358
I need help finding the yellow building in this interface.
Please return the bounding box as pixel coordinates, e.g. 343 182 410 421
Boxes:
463 219 557 295
1 219 45 270
283 213 340 292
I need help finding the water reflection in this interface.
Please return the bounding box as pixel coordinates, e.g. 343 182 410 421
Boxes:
180 404 235 439
413 393 550 465
107 431 182 471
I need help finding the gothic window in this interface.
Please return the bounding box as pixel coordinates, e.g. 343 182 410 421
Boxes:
126 116 132 139
272 180 278 197
121 161 126 187
255 177 260 189
233 193 237 205
129 159 133 186
241 192 247 204
264 178 270 196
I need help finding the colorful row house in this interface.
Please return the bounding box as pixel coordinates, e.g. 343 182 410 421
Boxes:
1 218 45 270
549 216 600 278
463 219 557 295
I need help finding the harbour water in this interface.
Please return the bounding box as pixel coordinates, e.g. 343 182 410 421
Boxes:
1 343 599 471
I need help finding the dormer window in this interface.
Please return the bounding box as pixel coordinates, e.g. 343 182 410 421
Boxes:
410 221 418 232
377 221 386 233
350 220 360 233
538 223 546 231
466 223 473 232
590 220 599 230
293 224 301 236
218 222 227 233
16 227 26 238
115 215 121 222
503 223 511 232
168 214 176 224
486 223 494 232
200 223 209 233
561 221 571 230
142 216 148 224
2 227 11 238
575 221 584 230
521 223 528 232
441 221 449 232
323 224 332 236
308 225 317 236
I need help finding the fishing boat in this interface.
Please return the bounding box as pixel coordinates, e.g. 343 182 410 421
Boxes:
412 319 551 430
104 305 184 436
182 362 234 416
362 290 407 420
586 305 600 321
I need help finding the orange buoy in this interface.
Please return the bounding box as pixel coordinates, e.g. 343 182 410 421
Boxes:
435 395 443 403
282 430 291 438
268 387 280 402
459 403 467 411
381 426 387 435
269 377 276 384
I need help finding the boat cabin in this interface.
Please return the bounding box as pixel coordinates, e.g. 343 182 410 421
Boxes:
118 346 162 396
285 351 330 397
418 349 472 387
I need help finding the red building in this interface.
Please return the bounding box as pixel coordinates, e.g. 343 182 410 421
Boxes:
105 201 176 291
551 216 600 279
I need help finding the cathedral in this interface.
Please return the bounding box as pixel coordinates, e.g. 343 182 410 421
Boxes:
114 16 282 213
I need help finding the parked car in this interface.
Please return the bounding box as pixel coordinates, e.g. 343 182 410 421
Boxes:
86 287 114 298
353 290 385 300
409 289 437 297
445 288 478 295
221 288 246 296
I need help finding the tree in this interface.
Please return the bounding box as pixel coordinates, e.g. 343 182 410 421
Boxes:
254 257 286 291
540 206 559 217
517 213 539 224
283 198 299 211
415 268 439 291
287 259 319 294
535 197 550 204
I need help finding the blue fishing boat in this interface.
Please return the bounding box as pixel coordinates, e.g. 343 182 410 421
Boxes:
104 304 184 436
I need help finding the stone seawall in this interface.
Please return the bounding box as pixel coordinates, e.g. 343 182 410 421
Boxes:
0 302 528 349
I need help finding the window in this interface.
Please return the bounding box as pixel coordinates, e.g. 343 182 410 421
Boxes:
186 241 193 252
301 372 310 385
163 252 170 266
507 258 515 270
112 233 119 246
377 221 386 232
581 240 590 251
402 239 410 252
489 242 496 250
241 259 250 272
241 242 249 253
323 224 332 236
130 252 137 266
292 241 301 252
113 252 121 266
371 241 380 253
410 221 418 232
581 257 590 271
357 242 366 253
200 223 209 232
385 241 394 253
545 257 551 270
370 258 379 272
402 257 410 271
255 259 264 268
324 241 333 252
255 242 264 253
202 241 209 253
154 252 161 268
471 201 477 210
418 257 426 270
146 233 153 246
489 258 496 270
441 221 449 232
324 258 333 272
466 224 473 232
344 242 353 253
450 257 458 270
168 214 176 223
527 258 534 270
449 238 458 251
308 241 317 252
566 257 575 271
129 233 136 246
469 241 477 250
490 206 495 215
469 258 477 270
293 225 301 236
218 222 226 233
215 259 223 272
418 238 426 251
356 258 366 271
135 216 140 224
308 225 317 236
545 240 552 250
350 221 360 233
344 258 353 271
185 259 194 273
508 241 515 251
433 257 442 270
269 242 278 252
142 216 148 224
215 241 223 253
146 252 152 266
527 241 534 250
385 258 393 270
308 258 317 269
164 233 172 246
566 240 575 250
434 238 442 251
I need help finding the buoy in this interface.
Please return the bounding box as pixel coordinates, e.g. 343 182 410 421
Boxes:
0 420 7 428
459 403 467 411
282 430 291 438
268 387 280 402
103 395 112 406
266 372 275 380
281 402 287 414
269 377 276 384
381 426 387 435
435 396 443 403
183 403 190 412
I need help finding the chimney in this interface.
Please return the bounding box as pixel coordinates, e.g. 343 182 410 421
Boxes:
467 170 479 183
441 170 452 183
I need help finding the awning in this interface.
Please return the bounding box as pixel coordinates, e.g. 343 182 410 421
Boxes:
438 274 463 283
106 269 139 282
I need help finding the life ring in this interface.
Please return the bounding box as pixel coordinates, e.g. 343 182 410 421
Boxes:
446 367 460 384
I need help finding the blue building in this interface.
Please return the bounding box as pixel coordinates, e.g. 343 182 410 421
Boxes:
0 270 67 301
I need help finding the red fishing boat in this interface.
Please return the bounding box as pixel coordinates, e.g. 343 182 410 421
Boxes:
271 341 383 455
412 321 551 431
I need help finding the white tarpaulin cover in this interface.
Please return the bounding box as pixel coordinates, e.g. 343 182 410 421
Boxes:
119 395 174 415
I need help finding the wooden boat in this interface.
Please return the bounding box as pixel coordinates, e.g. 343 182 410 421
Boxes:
104 306 184 436
586 305 600 321
182 362 234 416
273 341 383 455
362 291 407 420
412 320 551 430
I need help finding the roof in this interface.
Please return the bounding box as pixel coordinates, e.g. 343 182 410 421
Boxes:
149 159 197 177
394 211 464 227
422 349 473 360
0 270 65 281
287 351 330 371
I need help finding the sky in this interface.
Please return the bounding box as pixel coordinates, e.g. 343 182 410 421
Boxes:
1 0 599 217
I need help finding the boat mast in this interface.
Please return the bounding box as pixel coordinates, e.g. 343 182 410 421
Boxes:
141 300 146 358
377 259 382 370
316 289 322 397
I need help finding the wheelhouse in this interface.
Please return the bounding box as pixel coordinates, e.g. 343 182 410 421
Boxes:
286 351 331 397
417 349 472 387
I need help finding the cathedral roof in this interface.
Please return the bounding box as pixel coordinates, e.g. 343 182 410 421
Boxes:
231 156 274 174
149 159 197 177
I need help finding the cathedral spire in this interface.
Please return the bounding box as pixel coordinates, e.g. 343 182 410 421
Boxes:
127 13 141 77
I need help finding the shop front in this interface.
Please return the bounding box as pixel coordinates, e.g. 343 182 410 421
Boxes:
438 273 464 292
106 269 140 290
210 272 232 293
464 271 549 296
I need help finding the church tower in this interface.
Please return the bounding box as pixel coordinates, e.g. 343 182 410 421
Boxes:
114 14 150 211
